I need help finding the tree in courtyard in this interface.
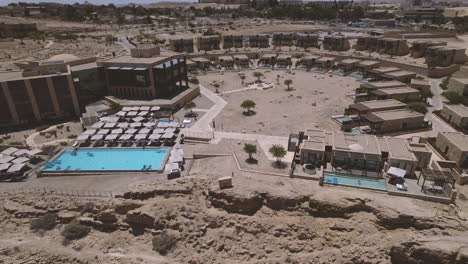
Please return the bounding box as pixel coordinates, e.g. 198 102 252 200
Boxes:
240 99 256 114
408 102 428 114
284 79 293 91
243 143 257 160
420 88 434 100
269 144 287 166
253 71 263 82
442 91 464 104
184 101 196 114
240 75 246 85
440 76 451 90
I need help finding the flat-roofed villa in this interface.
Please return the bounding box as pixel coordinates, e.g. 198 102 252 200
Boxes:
191 57 212 71
362 108 428 134
438 104 468 132
313 56 336 70
218 55 234 69
258 53 277 67
368 86 421 102
275 54 292 68
169 38 194 53
290 130 418 177
247 34 270 48
425 46 468 67
196 36 221 51
356 60 380 76
296 33 319 48
356 80 406 94
336 59 361 73
368 67 401 81
323 36 350 51
272 32 296 47
447 77 468 97
345 99 407 116
232 54 250 68
222 35 243 49
410 40 446 58
355 35 381 51
435 132 468 172
378 38 410 56
381 70 417 84
297 55 320 68
410 78 431 91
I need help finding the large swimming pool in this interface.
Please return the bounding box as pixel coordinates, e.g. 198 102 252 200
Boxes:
324 172 387 190
43 148 168 171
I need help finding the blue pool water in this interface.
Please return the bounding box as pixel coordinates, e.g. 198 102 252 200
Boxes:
334 116 352 123
158 119 174 123
351 128 362 134
43 148 168 171
324 172 387 190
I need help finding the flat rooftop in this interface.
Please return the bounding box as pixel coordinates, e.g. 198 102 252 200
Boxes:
444 104 468 117
339 59 361 65
219 56 234 61
381 137 417 161
371 67 401 74
383 70 417 78
316 57 335 62
232 54 249 60
357 60 379 66
440 132 468 151
362 81 406 89
332 132 381 156
102 55 169 65
302 55 321 60
355 99 407 110
452 77 468 85
372 86 420 95
369 109 424 121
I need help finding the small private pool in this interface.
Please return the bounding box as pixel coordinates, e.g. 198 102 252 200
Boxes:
324 172 387 190
43 148 168 171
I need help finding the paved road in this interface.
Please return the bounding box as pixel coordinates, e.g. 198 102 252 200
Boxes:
116 37 136 50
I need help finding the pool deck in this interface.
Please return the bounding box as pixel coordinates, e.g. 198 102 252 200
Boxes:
40 147 171 176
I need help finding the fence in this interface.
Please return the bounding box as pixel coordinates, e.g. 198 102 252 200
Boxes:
0 187 113 198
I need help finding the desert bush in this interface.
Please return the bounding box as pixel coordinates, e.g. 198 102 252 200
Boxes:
67 135 77 139
30 213 57 233
152 231 177 255
9 141 23 146
189 77 199 84
2 135 11 140
41 145 57 154
60 142 68 146
62 220 90 242
56 125 64 129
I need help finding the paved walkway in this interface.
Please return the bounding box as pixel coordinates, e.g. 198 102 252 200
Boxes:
189 85 227 132
26 122 77 148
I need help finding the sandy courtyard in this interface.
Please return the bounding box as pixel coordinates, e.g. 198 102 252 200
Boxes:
197 70 358 136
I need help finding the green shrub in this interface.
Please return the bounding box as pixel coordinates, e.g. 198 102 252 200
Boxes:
189 77 199 84
60 142 68 146
9 141 23 146
442 91 464 104
36 125 50 132
408 102 428 114
56 125 64 129
41 145 57 154
61 220 90 242
152 231 177 255
30 213 57 233
67 135 77 139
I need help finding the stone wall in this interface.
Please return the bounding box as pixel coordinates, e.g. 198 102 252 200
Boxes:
447 77 468 96
439 105 468 130
435 133 465 168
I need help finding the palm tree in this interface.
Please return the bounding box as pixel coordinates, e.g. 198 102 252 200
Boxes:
284 79 293 91
269 144 287 166
253 71 263 82
184 101 196 114
240 99 256 114
243 143 257 160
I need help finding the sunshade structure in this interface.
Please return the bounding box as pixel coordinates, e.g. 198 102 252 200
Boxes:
151 106 161 111
77 135 90 142
387 167 406 178
149 134 162 140
152 128 165 134
139 128 151 134
12 149 29 157
125 129 138 134
157 122 169 128
0 156 15 164
105 134 118 141
122 106 132 111
116 111 127 117
171 148 184 157
97 129 110 135
119 134 133 140
101 116 119 123
127 111 138 117
161 132 175 139
91 135 104 141
91 122 104 129
111 129 124 134
168 122 179 128
12 157 29 164
138 111 149 116
131 122 142 128
169 155 183 163
140 106 151 111
133 117 145 122
418 168 456 193
83 129 97 135
0 163 11 172
165 128 176 134
7 163 26 173
143 122 156 128
1 147 19 156
135 134 148 140
27 149 42 156
103 122 117 129
117 123 129 129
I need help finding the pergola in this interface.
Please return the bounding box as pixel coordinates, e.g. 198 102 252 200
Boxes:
418 168 456 193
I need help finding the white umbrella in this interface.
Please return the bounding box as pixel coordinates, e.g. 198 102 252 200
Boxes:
152 128 165 134
122 106 132 111
127 111 138 117
165 128 176 134
77 135 90 141
0 155 15 164
111 129 123 134
83 129 97 135
143 122 155 128
12 157 29 164
157 122 169 128
130 122 142 128
117 123 129 128
161 132 175 139
91 135 103 141
140 106 150 111
133 116 144 122
139 128 151 134
149 134 161 140
135 134 147 140
116 111 126 117
103 122 117 128
91 122 104 129
12 149 29 157
168 122 179 128
97 129 110 135
105 134 118 140
151 106 161 111
125 129 138 134
138 111 149 116
1 147 19 156
119 134 132 140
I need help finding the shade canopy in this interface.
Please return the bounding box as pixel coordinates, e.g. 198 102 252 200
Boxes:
91 122 104 129
91 135 104 141
97 129 110 135
135 134 147 140
83 129 97 135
